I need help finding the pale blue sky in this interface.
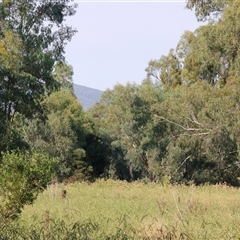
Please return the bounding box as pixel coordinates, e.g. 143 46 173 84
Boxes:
65 2 202 91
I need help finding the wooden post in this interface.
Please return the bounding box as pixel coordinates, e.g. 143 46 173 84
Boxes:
61 189 67 199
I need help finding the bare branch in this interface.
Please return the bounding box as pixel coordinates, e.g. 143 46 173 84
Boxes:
155 115 208 131
185 113 202 126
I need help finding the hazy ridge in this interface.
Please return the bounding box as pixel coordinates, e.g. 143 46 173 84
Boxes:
73 83 103 110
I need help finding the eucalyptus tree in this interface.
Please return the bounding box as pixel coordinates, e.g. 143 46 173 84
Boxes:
88 81 169 181
88 83 140 180
53 61 74 92
154 81 240 185
145 49 182 88
19 90 89 180
0 0 77 152
185 0 227 22
182 0 240 87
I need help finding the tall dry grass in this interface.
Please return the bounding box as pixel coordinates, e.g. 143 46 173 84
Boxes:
2 179 240 239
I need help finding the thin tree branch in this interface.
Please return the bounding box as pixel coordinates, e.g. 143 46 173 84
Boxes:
154 114 209 132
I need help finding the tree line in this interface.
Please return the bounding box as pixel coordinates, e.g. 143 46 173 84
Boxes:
88 0 240 185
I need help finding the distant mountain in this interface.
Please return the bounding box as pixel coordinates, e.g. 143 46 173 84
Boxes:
73 83 103 110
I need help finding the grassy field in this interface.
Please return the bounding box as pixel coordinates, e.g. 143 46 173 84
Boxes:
3 179 240 239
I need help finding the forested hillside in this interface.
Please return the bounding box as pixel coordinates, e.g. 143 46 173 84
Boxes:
1 0 240 225
73 84 102 110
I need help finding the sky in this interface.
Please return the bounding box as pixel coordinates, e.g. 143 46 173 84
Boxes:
65 1 203 91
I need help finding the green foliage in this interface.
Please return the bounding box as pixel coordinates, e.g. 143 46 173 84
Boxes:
185 0 227 22
19 90 87 180
88 83 142 180
0 151 57 221
83 133 110 178
145 1 240 90
0 123 29 157
53 61 74 92
0 0 77 153
2 0 240 222
152 81 240 185
88 81 169 181
146 49 182 88
85 0 240 185
89 0 240 185
17 90 110 182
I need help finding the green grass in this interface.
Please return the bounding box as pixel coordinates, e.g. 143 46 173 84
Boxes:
3 179 240 239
